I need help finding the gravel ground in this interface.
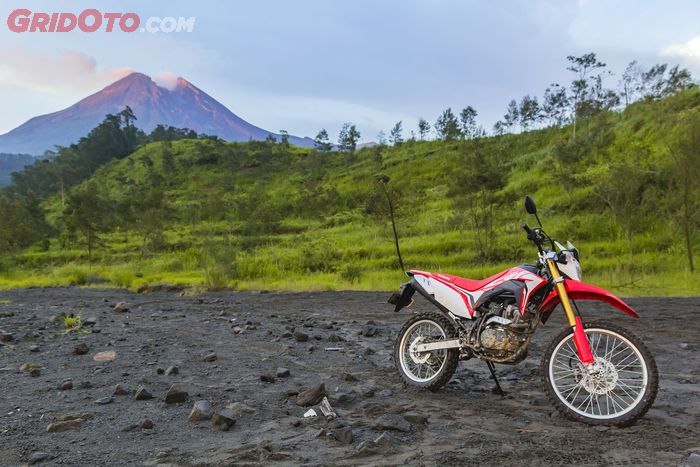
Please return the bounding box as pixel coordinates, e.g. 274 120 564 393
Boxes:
0 287 698 466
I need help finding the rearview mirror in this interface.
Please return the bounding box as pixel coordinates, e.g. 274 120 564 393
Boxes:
524 195 537 215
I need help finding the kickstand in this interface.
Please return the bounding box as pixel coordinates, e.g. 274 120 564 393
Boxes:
486 361 506 396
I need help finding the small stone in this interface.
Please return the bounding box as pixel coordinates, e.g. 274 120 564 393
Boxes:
328 334 345 342
0 331 13 343
360 325 377 337
73 343 89 355
156 368 165 375
685 453 700 465
296 383 326 407
134 387 153 400
377 389 393 397
27 451 49 464
276 367 290 378
28 345 40 353
307 345 315 353
93 350 116 362
113 383 129 395
58 380 73 391
403 411 429 424
203 352 217 362
188 400 213 422
372 414 411 432
114 302 129 313
232 326 242 334
227 402 256 416
95 396 113 405
211 409 236 430
260 373 276 383
78 381 93 389
82 317 97 326
165 366 179 376
293 331 309 342
165 384 189 404
20 362 41 373
374 431 394 446
333 426 354 445
46 419 82 432
343 373 358 382
138 419 154 429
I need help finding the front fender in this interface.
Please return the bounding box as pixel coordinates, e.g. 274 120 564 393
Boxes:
540 279 639 318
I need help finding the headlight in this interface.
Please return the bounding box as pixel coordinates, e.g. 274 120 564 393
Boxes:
559 252 582 281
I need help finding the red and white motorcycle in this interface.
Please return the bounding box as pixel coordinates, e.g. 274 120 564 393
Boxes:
389 196 658 426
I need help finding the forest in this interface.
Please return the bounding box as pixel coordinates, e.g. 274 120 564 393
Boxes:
0 54 698 295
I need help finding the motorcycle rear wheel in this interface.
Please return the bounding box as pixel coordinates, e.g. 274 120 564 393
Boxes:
394 312 459 391
541 320 658 427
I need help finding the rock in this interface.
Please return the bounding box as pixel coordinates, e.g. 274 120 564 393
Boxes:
188 400 213 422
114 302 129 313
372 414 411 432
293 331 309 342
59 412 94 422
20 362 41 377
360 325 378 337
156 367 165 375
282 331 293 338
212 409 236 430
46 419 83 432
343 373 358 382
27 451 50 464
165 365 179 376
82 317 97 327
0 331 13 342
377 389 393 397
95 396 113 405
232 326 242 334
138 419 154 429
403 412 428 424
333 426 354 445
165 384 188 404
203 352 217 362
0 311 14 318
328 334 345 342
307 345 315 352
276 367 290 378
93 350 116 362
73 343 89 355
58 380 73 391
685 453 700 465
134 386 153 400
227 402 256 416
78 381 93 389
260 373 276 383
113 384 129 396
374 431 394 446
296 383 326 407
333 391 358 405
28 344 40 352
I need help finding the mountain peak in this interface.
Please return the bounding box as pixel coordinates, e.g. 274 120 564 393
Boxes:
0 73 314 154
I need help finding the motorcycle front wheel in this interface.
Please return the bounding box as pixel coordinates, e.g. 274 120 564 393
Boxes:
393 312 459 391
541 320 658 427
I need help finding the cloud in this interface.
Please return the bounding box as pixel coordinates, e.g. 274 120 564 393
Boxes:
154 71 180 91
0 47 133 95
662 36 700 64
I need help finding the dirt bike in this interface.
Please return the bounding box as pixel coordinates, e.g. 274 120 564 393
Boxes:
388 196 658 426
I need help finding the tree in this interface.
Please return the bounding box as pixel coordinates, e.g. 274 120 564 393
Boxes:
434 108 461 140
518 95 541 131
389 121 403 145
374 175 405 271
665 110 700 272
459 106 478 138
377 130 387 146
566 53 607 138
418 118 431 140
503 99 519 131
542 84 569 127
279 130 290 148
619 60 643 106
338 123 360 152
61 181 110 263
314 129 332 152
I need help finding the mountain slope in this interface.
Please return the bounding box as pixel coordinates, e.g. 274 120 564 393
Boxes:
0 73 314 154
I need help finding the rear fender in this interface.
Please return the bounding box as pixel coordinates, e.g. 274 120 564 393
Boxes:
540 279 639 318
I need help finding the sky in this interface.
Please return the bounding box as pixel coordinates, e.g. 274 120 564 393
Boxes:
1 0 700 141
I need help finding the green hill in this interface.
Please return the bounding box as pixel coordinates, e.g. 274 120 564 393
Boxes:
1 90 700 295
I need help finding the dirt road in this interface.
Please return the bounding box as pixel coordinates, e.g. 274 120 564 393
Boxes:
0 288 698 466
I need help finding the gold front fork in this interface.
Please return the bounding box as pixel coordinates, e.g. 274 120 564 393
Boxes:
546 259 576 326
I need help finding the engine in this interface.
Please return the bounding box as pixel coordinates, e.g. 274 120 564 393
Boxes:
472 300 534 363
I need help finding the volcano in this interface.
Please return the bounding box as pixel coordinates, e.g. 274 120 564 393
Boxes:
0 72 314 155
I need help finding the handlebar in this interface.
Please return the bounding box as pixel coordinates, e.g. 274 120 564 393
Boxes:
520 221 545 252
